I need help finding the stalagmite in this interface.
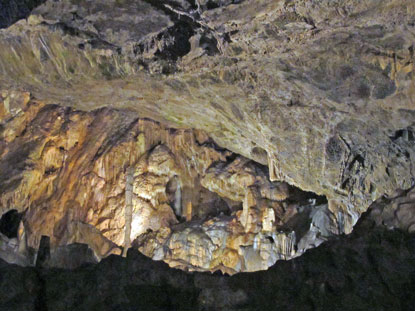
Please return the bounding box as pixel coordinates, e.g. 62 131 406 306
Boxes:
35 235 51 268
17 221 27 256
122 166 134 257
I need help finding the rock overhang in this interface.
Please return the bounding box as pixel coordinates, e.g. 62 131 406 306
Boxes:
0 0 415 272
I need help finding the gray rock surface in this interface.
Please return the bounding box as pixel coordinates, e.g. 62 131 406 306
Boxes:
1 192 415 310
0 0 414 233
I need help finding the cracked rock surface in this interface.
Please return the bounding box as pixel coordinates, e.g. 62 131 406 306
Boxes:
0 97 332 272
1 0 415 277
1 194 415 310
0 0 414 234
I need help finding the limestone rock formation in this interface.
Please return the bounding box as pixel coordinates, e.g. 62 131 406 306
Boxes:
369 186 415 232
1 0 414 228
0 0 415 274
0 95 336 272
1 193 415 310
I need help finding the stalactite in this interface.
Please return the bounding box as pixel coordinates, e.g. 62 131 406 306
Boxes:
241 192 249 230
287 231 296 257
174 177 182 217
267 151 285 182
241 189 255 231
186 202 192 222
337 211 345 235
122 166 134 257
253 234 259 250
268 151 277 182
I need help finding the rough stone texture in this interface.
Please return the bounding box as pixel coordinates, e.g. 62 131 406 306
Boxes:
0 195 415 310
0 231 31 266
1 0 415 277
137 188 332 273
1 97 332 271
1 0 415 234
370 186 415 232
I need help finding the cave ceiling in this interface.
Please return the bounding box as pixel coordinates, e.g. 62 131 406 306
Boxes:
0 0 415 272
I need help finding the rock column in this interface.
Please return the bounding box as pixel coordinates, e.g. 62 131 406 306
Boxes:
123 167 134 257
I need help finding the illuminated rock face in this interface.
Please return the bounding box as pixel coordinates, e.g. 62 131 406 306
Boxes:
0 94 337 272
0 0 415 273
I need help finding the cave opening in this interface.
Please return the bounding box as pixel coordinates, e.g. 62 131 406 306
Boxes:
0 209 22 239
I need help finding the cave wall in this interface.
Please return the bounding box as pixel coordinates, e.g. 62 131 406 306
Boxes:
1 188 415 310
0 0 414 234
3 93 326 272
0 93 229 250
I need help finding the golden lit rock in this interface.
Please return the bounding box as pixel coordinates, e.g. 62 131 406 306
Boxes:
0 0 414 274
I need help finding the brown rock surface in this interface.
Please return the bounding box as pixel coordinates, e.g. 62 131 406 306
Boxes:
0 0 415 272
0 0 414 226
2 97 325 271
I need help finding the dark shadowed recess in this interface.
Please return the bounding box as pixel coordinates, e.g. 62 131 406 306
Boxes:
0 209 22 238
0 0 47 29
1 209 415 311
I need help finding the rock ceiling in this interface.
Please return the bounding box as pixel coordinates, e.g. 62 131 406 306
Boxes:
0 0 415 272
